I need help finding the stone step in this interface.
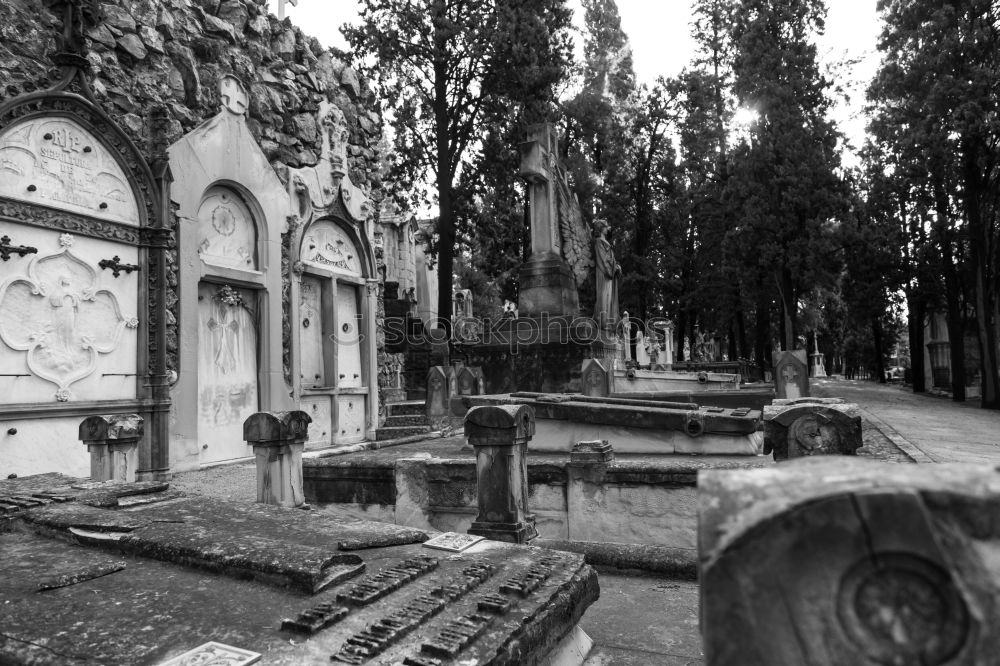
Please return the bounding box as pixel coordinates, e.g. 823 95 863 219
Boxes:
375 425 431 441
387 400 426 417
384 414 427 427
406 389 427 401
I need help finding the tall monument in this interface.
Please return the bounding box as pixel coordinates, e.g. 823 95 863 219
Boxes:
517 125 580 317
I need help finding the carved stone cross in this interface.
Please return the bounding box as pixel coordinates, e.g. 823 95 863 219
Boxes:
219 75 248 115
277 0 298 20
519 125 560 259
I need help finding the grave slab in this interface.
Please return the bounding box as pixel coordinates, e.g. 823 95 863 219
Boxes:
0 474 598 666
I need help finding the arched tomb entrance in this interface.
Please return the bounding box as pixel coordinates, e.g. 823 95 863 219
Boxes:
293 216 378 447
167 75 290 469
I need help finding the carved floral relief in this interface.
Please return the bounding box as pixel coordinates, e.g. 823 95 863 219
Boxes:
0 233 138 401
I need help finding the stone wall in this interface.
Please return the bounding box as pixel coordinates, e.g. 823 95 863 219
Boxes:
0 0 383 376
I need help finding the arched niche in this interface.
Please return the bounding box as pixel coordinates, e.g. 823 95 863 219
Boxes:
197 186 258 270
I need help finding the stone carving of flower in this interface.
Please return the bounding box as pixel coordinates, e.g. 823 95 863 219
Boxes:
59 233 74 247
125 317 139 329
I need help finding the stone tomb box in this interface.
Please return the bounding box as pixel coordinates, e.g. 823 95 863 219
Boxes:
0 474 598 665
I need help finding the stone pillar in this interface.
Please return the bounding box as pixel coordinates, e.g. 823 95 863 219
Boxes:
426 366 452 430
762 399 862 460
79 415 144 483
243 411 311 508
456 366 485 396
699 458 1000 666
466 404 537 544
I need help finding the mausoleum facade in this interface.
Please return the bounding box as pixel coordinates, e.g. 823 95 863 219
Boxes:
0 0 390 477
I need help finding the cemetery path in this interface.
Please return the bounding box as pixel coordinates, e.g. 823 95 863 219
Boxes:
813 378 1000 465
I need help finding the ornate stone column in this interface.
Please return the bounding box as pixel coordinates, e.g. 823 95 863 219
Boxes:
466 404 537 544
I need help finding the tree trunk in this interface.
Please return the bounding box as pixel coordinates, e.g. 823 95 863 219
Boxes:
754 292 770 377
432 6 454 336
962 139 999 408
934 174 966 401
778 267 796 350
675 309 687 363
907 292 926 393
872 316 886 384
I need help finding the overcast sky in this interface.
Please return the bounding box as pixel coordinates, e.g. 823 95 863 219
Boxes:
269 0 882 162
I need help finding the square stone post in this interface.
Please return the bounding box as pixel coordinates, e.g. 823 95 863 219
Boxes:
243 411 311 508
466 404 537 544
79 415 144 483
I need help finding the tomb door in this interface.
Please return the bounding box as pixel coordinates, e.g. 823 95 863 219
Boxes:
299 275 325 388
336 283 363 388
197 283 259 463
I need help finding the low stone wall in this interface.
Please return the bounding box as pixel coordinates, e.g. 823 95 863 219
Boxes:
303 454 770 567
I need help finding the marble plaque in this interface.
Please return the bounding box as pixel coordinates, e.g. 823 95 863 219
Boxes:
422 532 485 553
0 118 140 226
302 220 362 275
197 187 256 269
159 641 260 666
0 232 139 402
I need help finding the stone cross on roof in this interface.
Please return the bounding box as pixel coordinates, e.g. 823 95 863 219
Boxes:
277 0 298 20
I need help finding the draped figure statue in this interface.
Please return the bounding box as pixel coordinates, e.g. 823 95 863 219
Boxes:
593 218 621 330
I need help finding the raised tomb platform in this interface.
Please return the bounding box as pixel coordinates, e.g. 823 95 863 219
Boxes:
0 474 597 665
453 393 763 456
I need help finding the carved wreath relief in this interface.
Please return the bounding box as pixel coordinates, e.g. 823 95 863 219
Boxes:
0 234 138 401
0 118 140 226
837 553 970 665
197 189 256 269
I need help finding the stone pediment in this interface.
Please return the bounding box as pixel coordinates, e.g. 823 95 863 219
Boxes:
168 76 288 236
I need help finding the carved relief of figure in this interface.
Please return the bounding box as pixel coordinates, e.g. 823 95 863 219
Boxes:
593 218 621 330
48 275 80 367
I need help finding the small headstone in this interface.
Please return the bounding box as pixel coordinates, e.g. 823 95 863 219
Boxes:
456 366 485 397
580 358 610 397
763 402 862 460
426 366 450 429
772 350 809 399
